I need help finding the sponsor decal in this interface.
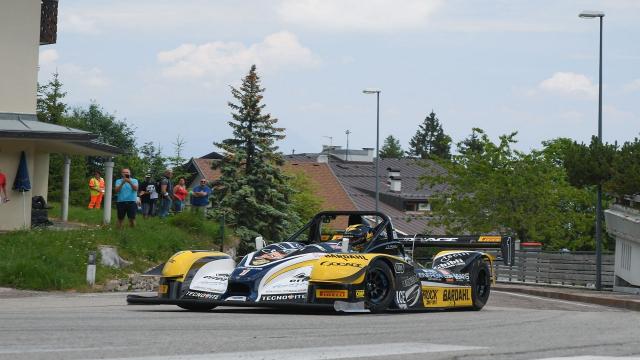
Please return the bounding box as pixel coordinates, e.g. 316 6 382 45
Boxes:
394 263 405 274
260 293 306 302
324 254 367 260
289 273 310 283
433 258 465 269
395 284 421 309
436 252 470 261
319 261 363 268
452 273 470 281
225 296 247 302
158 284 168 294
478 236 501 243
385 244 398 250
238 269 251 276
355 289 365 298
203 274 229 282
316 289 348 299
185 291 220 300
421 286 473 308
401 275 419 288
416 269 443 281
418 237 459 242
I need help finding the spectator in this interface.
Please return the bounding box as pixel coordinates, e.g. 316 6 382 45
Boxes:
158 169 173 218
139 173 158 218
87 171 105 209
190 179 211 217
114 168 139 229
173 178 188 213
0 168 8 204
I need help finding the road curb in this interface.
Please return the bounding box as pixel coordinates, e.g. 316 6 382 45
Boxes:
494 284 640 311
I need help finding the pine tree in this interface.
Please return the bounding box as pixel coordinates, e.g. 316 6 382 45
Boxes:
37 71 67 124
379 135 404 159
407 111 451 160
215 65 295 250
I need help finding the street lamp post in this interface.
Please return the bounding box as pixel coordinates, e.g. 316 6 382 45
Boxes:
363 89 381 214
579 10 605 290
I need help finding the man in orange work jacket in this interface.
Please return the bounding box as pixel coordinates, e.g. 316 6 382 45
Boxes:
88 171 105 209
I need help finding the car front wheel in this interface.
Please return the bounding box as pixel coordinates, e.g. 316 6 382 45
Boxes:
364 260 395 313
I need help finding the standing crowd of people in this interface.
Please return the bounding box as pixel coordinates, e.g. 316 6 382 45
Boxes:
87 168 212 228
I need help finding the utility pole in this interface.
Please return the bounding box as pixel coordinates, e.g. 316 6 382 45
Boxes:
345 130 351 161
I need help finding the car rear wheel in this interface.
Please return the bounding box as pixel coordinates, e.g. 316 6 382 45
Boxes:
364 260 395 313
469 258 491 310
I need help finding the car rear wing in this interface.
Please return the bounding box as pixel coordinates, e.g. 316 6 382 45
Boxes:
397 235 516 266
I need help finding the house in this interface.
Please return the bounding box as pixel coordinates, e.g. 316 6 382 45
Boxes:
182 151 223 190
285 147 447 235
0 0 120 231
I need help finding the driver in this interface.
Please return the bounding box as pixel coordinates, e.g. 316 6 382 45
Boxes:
343 224 373 251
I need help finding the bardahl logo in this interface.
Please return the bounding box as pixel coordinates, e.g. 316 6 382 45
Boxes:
442 288 470 304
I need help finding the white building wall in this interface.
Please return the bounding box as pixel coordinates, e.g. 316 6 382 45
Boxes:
0 0 40 114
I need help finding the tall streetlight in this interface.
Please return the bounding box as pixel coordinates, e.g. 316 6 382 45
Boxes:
579 10 605 290
363 88 381 214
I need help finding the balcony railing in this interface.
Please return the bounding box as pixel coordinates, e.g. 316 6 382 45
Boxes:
40 0 59 45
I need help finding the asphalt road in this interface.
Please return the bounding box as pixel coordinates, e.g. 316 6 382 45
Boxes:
0 289 639 360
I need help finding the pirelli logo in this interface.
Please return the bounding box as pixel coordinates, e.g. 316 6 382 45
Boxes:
478 236 501 243
315 289 348 299
421 286 472 308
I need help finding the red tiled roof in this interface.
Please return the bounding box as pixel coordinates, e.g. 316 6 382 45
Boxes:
283 162 357 212
192 158 222 183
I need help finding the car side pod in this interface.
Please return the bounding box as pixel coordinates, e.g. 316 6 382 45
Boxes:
334 300 367 313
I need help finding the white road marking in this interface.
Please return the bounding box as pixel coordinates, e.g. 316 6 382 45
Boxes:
93 342 484 360
492 290 603 308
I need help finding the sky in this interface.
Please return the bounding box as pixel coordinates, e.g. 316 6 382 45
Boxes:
38 0 640 158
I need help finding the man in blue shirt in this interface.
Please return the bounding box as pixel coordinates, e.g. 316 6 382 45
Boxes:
190 179 211 217
114 168 139 228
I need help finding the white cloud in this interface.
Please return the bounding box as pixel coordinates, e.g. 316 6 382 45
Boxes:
38 49 59 66
624 79 640 92
538 72 597 99
277 0 442 32
157 32 319 80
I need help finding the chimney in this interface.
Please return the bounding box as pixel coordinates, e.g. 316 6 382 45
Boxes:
389 176 402 192
387 168 401 192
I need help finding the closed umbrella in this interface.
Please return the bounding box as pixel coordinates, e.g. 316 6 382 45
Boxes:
13 151 31 227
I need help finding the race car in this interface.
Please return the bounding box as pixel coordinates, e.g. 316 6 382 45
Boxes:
127 211 514 313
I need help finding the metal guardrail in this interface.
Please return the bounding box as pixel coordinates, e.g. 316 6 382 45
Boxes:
494 251 615 289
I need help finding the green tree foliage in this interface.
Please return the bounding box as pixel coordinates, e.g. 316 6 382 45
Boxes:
166 136 192 182
407 111 452 160
139 142 166 179
287 171 322 223
609 138 640 197
215 65 295 250
457 128 485 156
37 71 67 124
379 135 404 159
564 136 617 189
421 130 597 251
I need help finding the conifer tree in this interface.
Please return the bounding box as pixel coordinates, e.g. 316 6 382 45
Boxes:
407 111 451 160
37 71 67 124
379 135 404 159
215 65 295 249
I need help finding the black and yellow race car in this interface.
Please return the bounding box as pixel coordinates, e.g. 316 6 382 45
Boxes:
127 211 514 313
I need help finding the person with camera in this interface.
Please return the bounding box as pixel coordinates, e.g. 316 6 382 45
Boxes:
114 168 139 229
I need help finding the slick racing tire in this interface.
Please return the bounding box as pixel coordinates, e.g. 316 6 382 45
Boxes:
364 260 395 314
178 304 217 311
469 258 491 311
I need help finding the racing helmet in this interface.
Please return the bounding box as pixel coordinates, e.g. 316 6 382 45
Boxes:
343 224 373 247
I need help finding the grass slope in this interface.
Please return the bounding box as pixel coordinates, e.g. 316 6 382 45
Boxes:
0 203 226 290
